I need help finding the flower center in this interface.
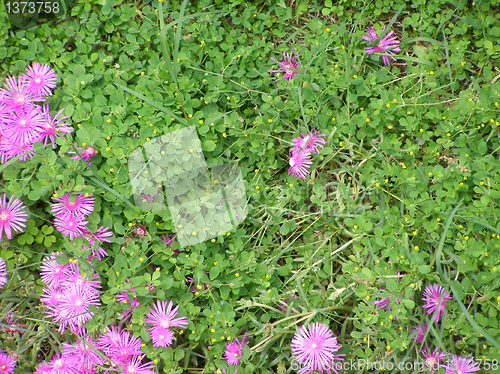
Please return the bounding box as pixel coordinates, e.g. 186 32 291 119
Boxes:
13 94 26 106
0 211 9 222
19 119 28 128
289 158 296 167
35 78 42 84
126 366 137 374
54 359 64 368
75 299 84 307
311 343 318 349
302 136 310 147
160 319 170 328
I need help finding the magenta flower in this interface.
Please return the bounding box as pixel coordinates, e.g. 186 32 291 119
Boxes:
150 326 175 348
80 226 112 261
54 213 88 240
69 146 98 164
107 331 144 362
36 105 72 146
0 194 29 240
0 350 16 374
119 356 156 374
20 62 57 97
444 355 480 374
268 49 300 82
42 352 79 374
362 26 401 65
141 193 159 203
224 334 249 365
58 284 101 326
160 234 179 254
116 279 141 322
288 149 312 179
292 130 327 155
51 192 95 218
144 300 188 330
0 258 7 289
422 284 452 322
0 76 44 113
40 285 65 307
412 323 428 343
421 346 448 374
3 106 44 144
62 262 101 291
291 322 345 374
0 139 35 162
40 252 70 287
132 222 148 239
97 324 124 354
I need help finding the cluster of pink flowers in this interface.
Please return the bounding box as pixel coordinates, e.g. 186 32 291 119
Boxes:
288 129 326 179
0 63 72 164
51 183 112 261
35 324 156 374
40 256 101 335
362 26 401 65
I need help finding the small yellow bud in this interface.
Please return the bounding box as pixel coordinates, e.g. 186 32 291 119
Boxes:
139 258 144 262
103 59 107 62
235 273 239 277
429 71 434 75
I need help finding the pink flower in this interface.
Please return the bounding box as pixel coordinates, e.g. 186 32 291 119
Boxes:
362 26 401 65
292 130 327 155
3 106 44 144
444 355 480 374
268 49 301 82
144 300 188 330
421 346 448 374
422 284 452 322
0 139 35 162
61 335 105 370
224 334 249 365
160 234 179 254
54 213 88 240
40 252 70 287
0 194 29 240
106 331 143 362
69 146 98 165
51 192 95 219
291 322 345 374
20 62 57 97
149 326 175 348
42 352 79 374
58 284 101 327
0 349 16 374
288 149 312 180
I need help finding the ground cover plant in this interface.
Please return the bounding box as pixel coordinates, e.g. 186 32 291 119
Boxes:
1 0 500 373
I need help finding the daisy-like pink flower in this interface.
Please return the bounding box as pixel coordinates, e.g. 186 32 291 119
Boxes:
69 146 98 165
40 252 70 287
61 335 105 370
119 356 156 374
0 76 44 113
35 105 72 146
58 284 101 327
0 258 7 289
62 262 101 291
268 49 301 82
40 352 78 374
292 130 327 155
422 284 452 322
54 213 88 240
107 330 143 362
224 334 249 365
51 192 95 219
40 285 65 306
20 62 57 97
3 106 44 144
97 324 124 354
362 26 401 65
150 326 175 348
0 194 29 240
444 355 480 374
0 349 16 374
291 322 345 374
144 300 188 330
411 323 428 343
288 149 312 180
421 346 448 374
141 193 159 203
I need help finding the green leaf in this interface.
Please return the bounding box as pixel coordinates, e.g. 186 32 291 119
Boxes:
202 140 216 152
